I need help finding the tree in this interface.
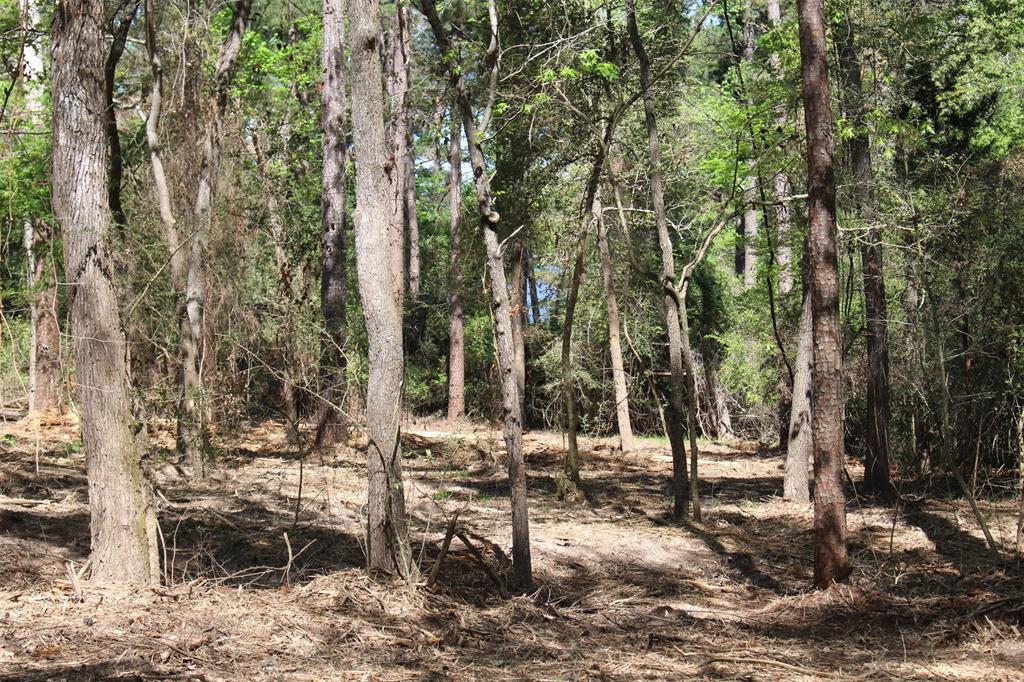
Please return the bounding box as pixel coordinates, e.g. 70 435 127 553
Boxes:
796 0 850 587
317 0 350 447
420 0 533 588
51 0 157 584
347 0 416 578
447 109 466 421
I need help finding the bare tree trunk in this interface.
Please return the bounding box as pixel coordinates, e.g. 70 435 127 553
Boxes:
348 0 416 578
447 111 466 421
741 173 760 289
838 19 893 499
784 287 813 503
767 0 793 297
510 241 527 420
527 248 542 324
596 197 636 451
180 0 253 474
796 0 850 588
316 0 349 447
627 0 689 520
385 1 410 306
104 0 138 232
560 232 586 486
421 0 532 588
52 0 157 585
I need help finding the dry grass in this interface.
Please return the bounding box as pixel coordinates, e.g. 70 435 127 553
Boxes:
1 416 1023 680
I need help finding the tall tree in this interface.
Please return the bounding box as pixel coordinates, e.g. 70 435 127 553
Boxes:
348 0 416 578
179 0 253 474
784 283 813 503
596 195 636 451
838 17 894 499
316 0 350 447
796 0 850 587
421 0 533 587
385 0 411 305
51 0 157 584
627 0 689 520
447 110 466 421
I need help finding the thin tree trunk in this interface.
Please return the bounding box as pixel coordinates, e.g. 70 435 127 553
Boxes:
105 0 138 232
596 197 636 451
784 287 813 503
385 1 410 306
348 0 416 579
405 120 421 299
838 19 893 499
627 0 689 520
24 219 61 414
181 0 253 474
796 0 850 587
421 0 532 588
52 0 157 585
741 173 759 289
447 111 466 421
701 337 732 440
316 0 349 447
768 0 794 297
560 232 587 486
527 247 542 324
510 240 527 419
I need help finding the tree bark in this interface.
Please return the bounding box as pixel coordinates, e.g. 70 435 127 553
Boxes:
527 248 542 324
348 0 416 579
784 286 813 503
627 0 689 520
596 197 636 451
796 0 850 588
767 0 794 297
838 18 893 499
510 240 527 421
420 0 532 588
447 110 466 421
23 220 61 414
385 1 410 306
180 0 253 474
560 231 587 486
52 0 158 585
316 0 350 447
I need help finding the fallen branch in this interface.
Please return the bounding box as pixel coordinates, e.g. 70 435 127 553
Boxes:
426 511 460 589
455 530 506 598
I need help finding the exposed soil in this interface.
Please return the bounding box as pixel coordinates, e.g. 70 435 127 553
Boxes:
1 416 1023 680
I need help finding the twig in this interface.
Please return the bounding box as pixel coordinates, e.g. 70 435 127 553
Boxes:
455 530 506 598
426 511 461 589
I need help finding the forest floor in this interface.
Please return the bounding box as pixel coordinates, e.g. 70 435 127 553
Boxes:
1 415 1023 681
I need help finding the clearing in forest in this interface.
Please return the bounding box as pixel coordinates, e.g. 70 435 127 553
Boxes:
1 418 1022 680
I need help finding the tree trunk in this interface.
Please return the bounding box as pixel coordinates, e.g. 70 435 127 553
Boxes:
767 0 794 297
796 0 850 588
421 0 532 588
596 197 636 451
104 0 138 232
316 0 349 447
348 0 416 579
180 0 253 474
560 232 587 486
674 289 703 521
741 173 760 289
447 111 466 421
527 248 542 324
510 240 527 420
627 0 689 520
701 337 733 441
784 287 813 503
385 1 410 306
51 0 158 585
838 19 894 499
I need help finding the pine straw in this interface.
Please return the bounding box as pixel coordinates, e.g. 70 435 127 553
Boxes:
3 419 1024 680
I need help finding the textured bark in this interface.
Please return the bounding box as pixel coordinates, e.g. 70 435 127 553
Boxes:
421 0 532 588
317 0 350 447
180 0 253 474
784 287 813 503
627 0 689 520
741 172 760 289
447 112 466 421
348 0 416 578
385 1 410 306
768 0 794 297
405 125 421 300
796 0 850 587
24 220 61 414
52 0 157 584
838 20 893 499
596 198 636 451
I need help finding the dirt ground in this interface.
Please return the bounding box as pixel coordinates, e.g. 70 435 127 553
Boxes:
1 416 1023 681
